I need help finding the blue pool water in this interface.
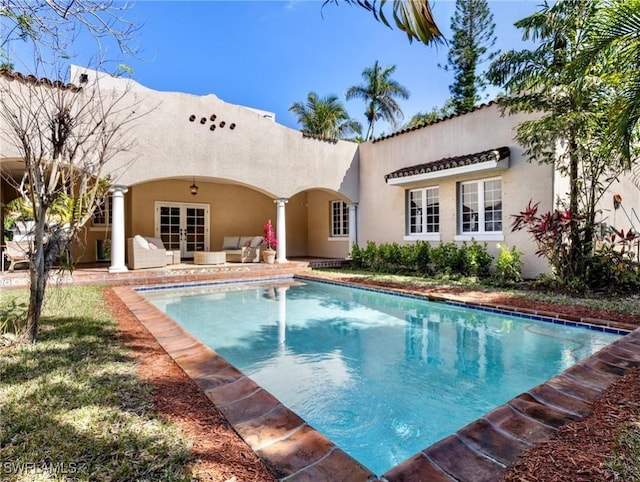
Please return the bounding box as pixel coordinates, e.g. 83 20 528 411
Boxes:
142 279 621 476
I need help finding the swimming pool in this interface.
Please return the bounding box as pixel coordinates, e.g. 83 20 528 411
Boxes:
142 278 621 476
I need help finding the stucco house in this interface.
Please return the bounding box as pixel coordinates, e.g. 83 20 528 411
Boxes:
1 66 638 279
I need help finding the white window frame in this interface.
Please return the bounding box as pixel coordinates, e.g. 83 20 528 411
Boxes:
90 195 112 231
330 200 349 238
404 186 440 242
455 177 504 242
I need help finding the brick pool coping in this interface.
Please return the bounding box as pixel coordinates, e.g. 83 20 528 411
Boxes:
112 275 640 482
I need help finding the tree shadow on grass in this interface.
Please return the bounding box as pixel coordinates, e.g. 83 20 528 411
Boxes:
0 313 194 481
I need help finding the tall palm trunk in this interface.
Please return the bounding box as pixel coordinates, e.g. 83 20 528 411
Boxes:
568 131 581 279
365 122 375 141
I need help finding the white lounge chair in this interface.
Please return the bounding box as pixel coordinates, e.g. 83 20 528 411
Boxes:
4 240 31 272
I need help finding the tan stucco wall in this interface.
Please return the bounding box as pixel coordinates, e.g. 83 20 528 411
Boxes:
69 67 360 203
357 104 555 279
127 180 276 251
307 190 352 258
603 176 640 233
281 192 308 257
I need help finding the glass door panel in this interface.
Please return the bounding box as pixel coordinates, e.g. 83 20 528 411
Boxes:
156 202 209 258
185 207 207 254
159 206 182 251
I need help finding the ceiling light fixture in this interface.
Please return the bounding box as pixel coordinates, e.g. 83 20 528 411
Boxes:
190 178 199 196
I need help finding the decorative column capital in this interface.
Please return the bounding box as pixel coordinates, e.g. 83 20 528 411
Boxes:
274 198 289 207
109 184 129 195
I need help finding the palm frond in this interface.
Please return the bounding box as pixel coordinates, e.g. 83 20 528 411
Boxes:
323 0 444 45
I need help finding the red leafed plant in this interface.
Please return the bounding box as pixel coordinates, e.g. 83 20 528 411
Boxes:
511 200 582 284
513 200 640 291
262 219 277 250
512 200 575 261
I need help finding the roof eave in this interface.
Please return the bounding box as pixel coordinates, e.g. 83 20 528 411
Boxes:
386 157 510 185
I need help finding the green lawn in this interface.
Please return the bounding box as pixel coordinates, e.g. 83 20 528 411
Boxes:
0 286 193 482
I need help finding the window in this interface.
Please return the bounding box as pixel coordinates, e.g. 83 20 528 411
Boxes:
331 201 349 237
459 178 502 234
407 187 439 235
92 195 113 226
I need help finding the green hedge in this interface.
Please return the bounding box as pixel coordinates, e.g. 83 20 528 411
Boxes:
350 240 499 279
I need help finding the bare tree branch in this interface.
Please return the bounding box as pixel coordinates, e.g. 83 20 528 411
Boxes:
0 0 139 74
0 70 146 342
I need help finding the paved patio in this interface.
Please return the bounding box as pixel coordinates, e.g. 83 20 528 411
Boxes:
0 258 314 289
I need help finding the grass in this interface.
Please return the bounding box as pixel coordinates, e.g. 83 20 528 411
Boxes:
315 267 640 317
608 422 640 481
0 286 193 482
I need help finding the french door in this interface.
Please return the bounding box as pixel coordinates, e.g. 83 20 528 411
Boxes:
155 202 209 258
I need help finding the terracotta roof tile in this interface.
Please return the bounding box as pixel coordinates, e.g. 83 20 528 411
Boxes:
385 146 510 182
301 131 339 144
0 70 81 92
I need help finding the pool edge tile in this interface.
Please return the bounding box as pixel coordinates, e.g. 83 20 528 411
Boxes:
421 435 506 482
281 447 376 482
255 425 351 479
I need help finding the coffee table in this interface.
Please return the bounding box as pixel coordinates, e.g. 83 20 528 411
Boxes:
193 251 226 265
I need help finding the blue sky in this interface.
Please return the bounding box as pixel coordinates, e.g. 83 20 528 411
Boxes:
13 1 542 134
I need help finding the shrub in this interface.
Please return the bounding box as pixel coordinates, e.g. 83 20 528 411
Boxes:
350 240 494 279
350 242 365 269
460 241 493 277
495 243 523 283
430 242 462 275
362 240 380 270
585 228 640 292
414 241 432 275
377 242 402 272
399 241 431 275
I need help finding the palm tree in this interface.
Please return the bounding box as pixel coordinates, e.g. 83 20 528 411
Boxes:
289 92 362 140
323 0 444 45
581 0 640 164
346 60 410 141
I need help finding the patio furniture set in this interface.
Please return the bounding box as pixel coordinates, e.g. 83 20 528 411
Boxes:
126 234 265 270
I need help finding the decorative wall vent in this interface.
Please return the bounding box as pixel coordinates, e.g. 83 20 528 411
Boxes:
186 112 237 133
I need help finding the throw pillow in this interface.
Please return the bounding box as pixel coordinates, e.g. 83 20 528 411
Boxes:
250 235 263 247
243 240 251 248
148 242 158 250
134 235 150 250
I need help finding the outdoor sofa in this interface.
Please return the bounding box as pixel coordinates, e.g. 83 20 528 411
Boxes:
127 235 180 270
221 236 264 263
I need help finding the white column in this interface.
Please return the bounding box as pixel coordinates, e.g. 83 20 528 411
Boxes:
108 185 129 273
275 198 288 263
348 202 358 258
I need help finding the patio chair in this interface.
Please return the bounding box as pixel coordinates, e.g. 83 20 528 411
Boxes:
127 235 173 270
4 240 31 272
